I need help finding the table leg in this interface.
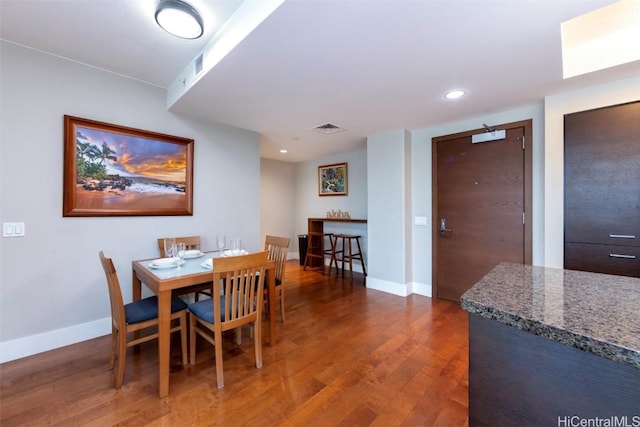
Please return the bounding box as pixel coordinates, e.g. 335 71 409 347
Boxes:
132 268 142 301
268 266 276 346
157 290 171 398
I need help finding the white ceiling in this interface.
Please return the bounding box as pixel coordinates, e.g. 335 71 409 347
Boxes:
1 0 639 163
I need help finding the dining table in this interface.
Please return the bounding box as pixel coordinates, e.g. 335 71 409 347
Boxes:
132 250 276 398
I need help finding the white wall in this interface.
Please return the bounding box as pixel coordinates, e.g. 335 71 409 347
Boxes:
543 75 640 268
293 150 368 262
366 130 414 295
260 158 296 254
0 42 262 362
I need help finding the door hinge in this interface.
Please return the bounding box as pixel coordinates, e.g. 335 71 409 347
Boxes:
522 136 525 150
522 212 525 225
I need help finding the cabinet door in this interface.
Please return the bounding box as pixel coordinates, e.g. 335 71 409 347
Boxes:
565 242 639 278
564 101 640 247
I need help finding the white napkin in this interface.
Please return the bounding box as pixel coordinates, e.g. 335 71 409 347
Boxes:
183 249 202 258
222 249 248 257
153 257 177 266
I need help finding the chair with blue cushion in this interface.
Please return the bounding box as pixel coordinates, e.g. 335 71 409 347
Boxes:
264 235 290 322
188 250 269 388
99 251 188 389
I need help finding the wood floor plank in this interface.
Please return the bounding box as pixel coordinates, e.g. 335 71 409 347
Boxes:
0 261 469 426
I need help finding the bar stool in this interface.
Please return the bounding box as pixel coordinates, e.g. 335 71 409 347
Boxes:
326 234 342 275
303 232 335 274
333 234 367 284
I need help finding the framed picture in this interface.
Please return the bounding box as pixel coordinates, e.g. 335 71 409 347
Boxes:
318 162 348 196
63 115 194 217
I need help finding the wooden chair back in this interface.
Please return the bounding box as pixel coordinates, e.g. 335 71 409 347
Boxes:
157 236 201 256
264 235 290 283
212 251 269 331
99 251 126 333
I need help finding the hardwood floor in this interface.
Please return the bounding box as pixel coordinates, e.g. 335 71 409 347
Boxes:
0 261 469 426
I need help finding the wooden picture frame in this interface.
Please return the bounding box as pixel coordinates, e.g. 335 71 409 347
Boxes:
318 162 348 196
63 115 194 217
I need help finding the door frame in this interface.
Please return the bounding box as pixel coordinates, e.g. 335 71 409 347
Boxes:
431 119 533 299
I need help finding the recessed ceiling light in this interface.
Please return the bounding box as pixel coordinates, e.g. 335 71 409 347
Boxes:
280 149 288 153
445 90 465 100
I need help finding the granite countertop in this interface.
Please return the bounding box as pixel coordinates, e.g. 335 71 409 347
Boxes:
460 262 640 368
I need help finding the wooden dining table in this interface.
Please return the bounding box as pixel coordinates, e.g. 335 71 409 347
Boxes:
132 251 276 398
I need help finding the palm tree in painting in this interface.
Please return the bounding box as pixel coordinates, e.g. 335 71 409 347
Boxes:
75 137 116 180
97 141 117 166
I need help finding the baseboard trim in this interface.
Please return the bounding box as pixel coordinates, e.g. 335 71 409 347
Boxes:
366 277 410 296
0 317 111 363
410 281 432 297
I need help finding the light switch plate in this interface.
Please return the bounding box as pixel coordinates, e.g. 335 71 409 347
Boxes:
3 222 25 237
414 216 428 226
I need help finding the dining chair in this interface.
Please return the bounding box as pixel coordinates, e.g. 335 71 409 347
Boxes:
187 251 269 389
157 235 202 254
264 235 291 322
98 251 188 389
157 236 212 300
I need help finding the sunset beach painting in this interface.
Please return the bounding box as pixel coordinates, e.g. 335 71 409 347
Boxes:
63 116 193 216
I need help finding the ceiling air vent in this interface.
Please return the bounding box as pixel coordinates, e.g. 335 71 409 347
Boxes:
195 53 204 76
310 122 346 135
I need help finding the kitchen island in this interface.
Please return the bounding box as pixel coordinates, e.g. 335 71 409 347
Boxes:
461 263 639 426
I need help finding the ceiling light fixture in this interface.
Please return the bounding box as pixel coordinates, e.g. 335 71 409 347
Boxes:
445 90 465 100
155 0 204 39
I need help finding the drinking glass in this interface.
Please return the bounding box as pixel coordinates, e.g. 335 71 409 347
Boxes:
216 235 226 254
176 242 186 267
164 237 176 258
231 238 241 254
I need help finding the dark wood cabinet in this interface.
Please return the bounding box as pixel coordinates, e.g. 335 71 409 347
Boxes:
564 242 640 277
564 101 640 277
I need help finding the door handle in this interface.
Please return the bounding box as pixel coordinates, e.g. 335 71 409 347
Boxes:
440 218 453 235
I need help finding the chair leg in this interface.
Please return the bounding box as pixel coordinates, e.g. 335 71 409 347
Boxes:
179 311 188 366
254 319 263 369
327 234 339 275
302 237 312 271
338 236 346 277
189 314 197 365
115 328 127 389
214 329 225 389
234 328 242 345
355 236 367 283
279 287 285 322
109 326 117 370
348 238 354 282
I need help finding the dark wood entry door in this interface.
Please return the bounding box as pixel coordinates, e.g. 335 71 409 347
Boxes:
433 121 531 301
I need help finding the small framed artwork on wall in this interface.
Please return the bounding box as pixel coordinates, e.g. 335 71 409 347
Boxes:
318 162 348 196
